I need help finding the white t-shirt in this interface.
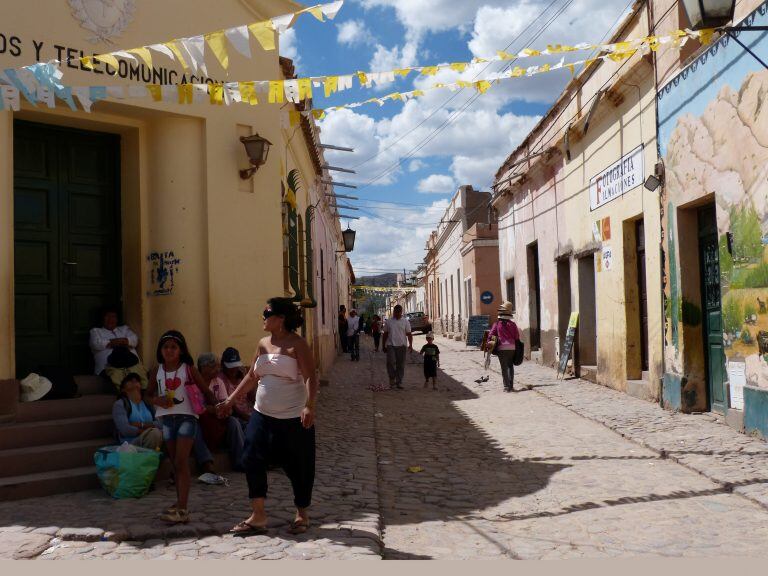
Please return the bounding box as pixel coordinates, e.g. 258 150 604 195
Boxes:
89 325 140 375
384 317 412 347
347 316 361 337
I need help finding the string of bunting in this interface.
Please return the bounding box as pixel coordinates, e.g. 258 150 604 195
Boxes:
77 1 344 75
0 27 715 113
354 286 417 293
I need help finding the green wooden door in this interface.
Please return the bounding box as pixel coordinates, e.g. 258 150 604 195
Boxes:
699 206 726 413
14 121 121 377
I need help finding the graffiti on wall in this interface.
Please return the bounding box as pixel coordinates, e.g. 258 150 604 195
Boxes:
148 250 181 296
658 1 768 388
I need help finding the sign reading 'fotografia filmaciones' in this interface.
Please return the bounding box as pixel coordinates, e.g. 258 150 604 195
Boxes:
589 145 644 211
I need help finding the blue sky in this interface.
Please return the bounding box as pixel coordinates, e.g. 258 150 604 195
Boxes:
281 0 633 276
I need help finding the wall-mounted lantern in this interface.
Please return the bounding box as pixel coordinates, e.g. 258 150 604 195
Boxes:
239 134 272 179
681 0 735 30
341 227 356 252
643 160 665 192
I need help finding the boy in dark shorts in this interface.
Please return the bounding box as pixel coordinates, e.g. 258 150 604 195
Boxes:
420 332 440 390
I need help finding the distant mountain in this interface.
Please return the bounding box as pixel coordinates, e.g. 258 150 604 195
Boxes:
355 273 399 287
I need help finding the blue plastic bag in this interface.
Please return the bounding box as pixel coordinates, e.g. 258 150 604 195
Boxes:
94 444 161 499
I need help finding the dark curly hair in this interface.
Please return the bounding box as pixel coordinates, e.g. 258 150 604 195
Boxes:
267 297 304 331
156 329 195 365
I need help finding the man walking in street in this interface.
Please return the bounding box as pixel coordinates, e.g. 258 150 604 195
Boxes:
347 309 361 361
383 305 413 389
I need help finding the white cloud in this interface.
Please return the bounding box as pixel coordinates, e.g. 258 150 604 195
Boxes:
408 160 425 172
417 174 456 194
279 28 300 69
349 199 449 272
337 20 374 46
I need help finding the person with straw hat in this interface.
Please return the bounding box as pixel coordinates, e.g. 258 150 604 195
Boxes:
489 301 526 392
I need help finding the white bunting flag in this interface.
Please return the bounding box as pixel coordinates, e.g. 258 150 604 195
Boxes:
72 87 93 112
272 13 295 33
226 25 252 59
148 43 176 60
321 1 345 20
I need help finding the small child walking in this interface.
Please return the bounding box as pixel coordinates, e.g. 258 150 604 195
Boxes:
420 332 440 390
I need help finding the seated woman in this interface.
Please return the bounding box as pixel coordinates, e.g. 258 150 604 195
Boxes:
90 306 148 390
112 373 162 449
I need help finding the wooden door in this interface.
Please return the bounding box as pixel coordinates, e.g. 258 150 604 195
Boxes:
14 121 121 377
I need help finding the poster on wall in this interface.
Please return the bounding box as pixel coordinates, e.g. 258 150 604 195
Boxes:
657 1 768 390
728 361 746 410
589 145 644 211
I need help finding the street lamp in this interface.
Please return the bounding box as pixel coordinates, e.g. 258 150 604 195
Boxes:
239 134 272 179
681 0 735 30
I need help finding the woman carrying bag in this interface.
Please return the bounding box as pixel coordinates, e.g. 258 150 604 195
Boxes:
488 301 528 392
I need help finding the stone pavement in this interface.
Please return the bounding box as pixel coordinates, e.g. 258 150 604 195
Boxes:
3 335 768 560
0 352 382 560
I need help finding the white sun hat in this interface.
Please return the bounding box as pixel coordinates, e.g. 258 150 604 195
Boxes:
19 373 53 402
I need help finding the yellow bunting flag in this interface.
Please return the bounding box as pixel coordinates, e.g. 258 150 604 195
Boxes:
239 81 258 105
497 51 514 61
166 42 189 69
178 83 194 104
412 90 424 97
566 63 576 76
521 48 541 57
147 84 163 102
395 68 411 77
307 6 324 21
209 83 224 105
457 80 473 88
312 109 326 120
249 21 276 51
268 80 285 103
450 62 468 73
698 28 715 45
539 63 551 73
388 92 403 101
97 54 121 73
324 76 338 97
511 66 525 77
475 80 492 94
607 50 636 62
81 56 94 70
420 66 439 76
357 71 369 85
206 31 230 70
298 78 313 101
129 47 153 68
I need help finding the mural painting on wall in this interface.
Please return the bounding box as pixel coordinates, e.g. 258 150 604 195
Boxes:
148 251 181 296
658 2 768 389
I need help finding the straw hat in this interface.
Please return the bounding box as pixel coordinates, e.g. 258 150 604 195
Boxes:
497 301 514 319
19 373 52 402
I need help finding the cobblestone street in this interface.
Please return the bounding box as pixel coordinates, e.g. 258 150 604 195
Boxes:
3 335 768 560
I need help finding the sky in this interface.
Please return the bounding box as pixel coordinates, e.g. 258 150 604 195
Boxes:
280 0 634 278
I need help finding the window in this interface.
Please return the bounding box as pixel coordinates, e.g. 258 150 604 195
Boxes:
457 268 461 317
506 278 516 312
320 249 326 325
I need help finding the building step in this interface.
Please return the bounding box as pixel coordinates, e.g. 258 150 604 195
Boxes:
0 437 113 478
579 365 598 383
74 375 114 396
0 466 100 502
0 415 114 451
16 394 115 423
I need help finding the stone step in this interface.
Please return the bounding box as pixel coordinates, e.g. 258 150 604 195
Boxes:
0 466 100 502
16 395 116 423
0 437 113 478
0 415 114 451
579 364 598 383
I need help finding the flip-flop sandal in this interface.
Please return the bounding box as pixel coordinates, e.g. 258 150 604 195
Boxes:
288 519 310 535
230 521 268 536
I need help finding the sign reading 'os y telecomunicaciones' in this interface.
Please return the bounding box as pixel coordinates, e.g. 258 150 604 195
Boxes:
589 145 644 211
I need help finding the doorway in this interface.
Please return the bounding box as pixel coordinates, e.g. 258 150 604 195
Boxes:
698 205 726 413
636 220 650 373
557 259 572 355
14 121 122 377
577 255 597 367
527 243 541 350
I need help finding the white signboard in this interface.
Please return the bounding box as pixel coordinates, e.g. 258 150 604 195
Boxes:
727 361 746 410
589 145 644 211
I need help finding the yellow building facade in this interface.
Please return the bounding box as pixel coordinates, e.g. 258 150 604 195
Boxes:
0 0 348 390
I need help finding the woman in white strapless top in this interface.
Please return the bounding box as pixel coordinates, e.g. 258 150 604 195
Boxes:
218 297 319 536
